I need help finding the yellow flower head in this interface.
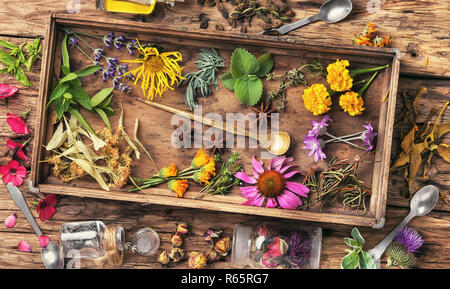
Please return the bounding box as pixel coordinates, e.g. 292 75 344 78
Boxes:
159 163 178 178
302 83 332 115
353 35 373 46
121 40 185 100
168 179 189 198
339 91 365 116
326 59 353 92
191 149 211 169
194 159 216 185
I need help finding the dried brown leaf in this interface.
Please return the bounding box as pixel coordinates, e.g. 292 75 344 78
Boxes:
437 143 450 163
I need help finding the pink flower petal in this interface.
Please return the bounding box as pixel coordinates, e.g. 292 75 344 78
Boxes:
283 170 301 179
6 139 22 149
39 235 50 248
266 198 277 208
234 171 257 184
240 186 260 199
268 156 285 170
15 165 27 178
18 240 32 252
16 149 29 161
0 84 19 98
241 194 264 207
278 164 295 174
6 113 29 135
4 213 17 228
0 164 10 175
2 173 13 185
11 175 24 186
285 182 310 197
8 160 20 169
252 156 264 174
277 190 302 210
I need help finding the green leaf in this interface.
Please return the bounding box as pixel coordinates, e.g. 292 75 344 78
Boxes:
54 96 71 120
14 65 32 87
351 228 365 247
61 34 70 73
47 82 69 108
344 237 360 249
221 71 236 91
99 93 114 108
68 108 96 136
102 106 115 116
230 48 259 79
358 251 376 269
91 87 114 107
234 78 262 106
94 107 111 130
59 72 78 84
0 49 15 65
0 39 18 50
256 54 273 77
69 86 92 110
74 65 101 77
341 251 360 269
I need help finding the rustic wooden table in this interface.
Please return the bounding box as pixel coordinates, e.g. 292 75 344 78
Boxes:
0 0 448 269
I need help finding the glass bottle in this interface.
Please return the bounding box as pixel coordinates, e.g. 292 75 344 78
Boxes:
60 221 124 259
231 223 322 269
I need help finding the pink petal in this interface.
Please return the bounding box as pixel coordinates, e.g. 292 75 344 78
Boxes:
234 171 257 184
278 164 295 174
2 174 13 185
268 156 285 170
15 165 27 178
0 164 10 175
44 194 58 206
16 149 29 161
6 139 22 149
0 84 18 98
266 198 277 208
283 170 301 179
241 195 264 207
252 156 264 174
18 240 32 252
285 182 310 197
6 113 29 135
240 186 260 199
4 213 17 228
277 190 302 210
8 160 20 169
39 235 50 248
11 175 24 186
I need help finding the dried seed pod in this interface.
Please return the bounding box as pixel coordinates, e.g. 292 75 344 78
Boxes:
207 249 221 262
171 233 184 247
157 251 170 264
169 247 185 262
188 251 208 269
176 223 189 235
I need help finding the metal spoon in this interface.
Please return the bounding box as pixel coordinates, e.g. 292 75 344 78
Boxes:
7 183 65 269
136 98 291 155
368 185 439 263
259 0 353 35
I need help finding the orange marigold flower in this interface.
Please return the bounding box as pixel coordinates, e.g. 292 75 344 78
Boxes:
159 163 178 178
191 149 211 169
363 22 377 37
168 179 189 198
302 83 332 115
353 35 373 46
326 59 353 92
339 91 365 116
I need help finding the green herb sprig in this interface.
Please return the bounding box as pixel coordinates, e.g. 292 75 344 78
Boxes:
341 227 376 269
0 38 42 87
199 152 242 196
221 48 273 106
181 48 225 111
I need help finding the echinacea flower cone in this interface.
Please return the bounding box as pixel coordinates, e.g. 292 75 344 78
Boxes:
235 156 309 210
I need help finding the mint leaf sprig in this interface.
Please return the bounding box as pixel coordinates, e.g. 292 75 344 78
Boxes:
341 227 376 269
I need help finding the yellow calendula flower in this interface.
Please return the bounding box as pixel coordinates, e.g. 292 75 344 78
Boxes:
339 91 365 116
326 59 353 92
191 149 211 169
121 40 185 100
168 179 189 198
159 163 178 178
302 83 332 115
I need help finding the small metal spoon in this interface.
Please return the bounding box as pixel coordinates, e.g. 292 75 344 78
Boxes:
259 0 353 35
368 185 439 263
7 183 65 269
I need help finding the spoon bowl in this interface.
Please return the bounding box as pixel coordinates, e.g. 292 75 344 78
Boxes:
410 184 439 216
319 0 353 23
42 241 65 269
263 131 291 155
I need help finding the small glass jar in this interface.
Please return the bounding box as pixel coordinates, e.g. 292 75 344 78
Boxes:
60 221 124 259
231 223 322 269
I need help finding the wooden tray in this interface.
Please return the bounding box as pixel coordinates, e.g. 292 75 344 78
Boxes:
31 15 400 228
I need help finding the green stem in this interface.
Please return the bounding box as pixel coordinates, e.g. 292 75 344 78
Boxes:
74 44 95 63
349 64 389 78
23 106 32 119
22 137 32 147
358 71 379 98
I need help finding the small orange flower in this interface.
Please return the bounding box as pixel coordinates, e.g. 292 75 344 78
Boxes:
302 83 332 115
191 149 211 169
326 60 353 92
168 179 189 198
364 22 377 37
353 35 373 46
159 163 178 178
339 91 365 116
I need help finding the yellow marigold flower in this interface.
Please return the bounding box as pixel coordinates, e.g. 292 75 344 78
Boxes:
159 163 178 178
302 83 332 115
191 149 211 169
168 179 189 198
339 91 365 116
121 40 185 100
326 59 353 92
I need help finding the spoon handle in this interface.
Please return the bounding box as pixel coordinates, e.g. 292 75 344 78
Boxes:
7 183 43 237
273 14 320 35
368 211 415 261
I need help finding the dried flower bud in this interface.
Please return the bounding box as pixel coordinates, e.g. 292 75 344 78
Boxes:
169 247 185 263
176 223 189 235
158 251 170 264
204 228 223 242
188 251 208 269
214 236 232 256
171 233 184 247
207 249 221 262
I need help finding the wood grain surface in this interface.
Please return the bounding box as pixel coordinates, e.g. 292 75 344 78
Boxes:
0 0 449 269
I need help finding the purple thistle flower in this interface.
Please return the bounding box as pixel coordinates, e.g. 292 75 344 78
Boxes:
308 115 332 137
362 122 377 151
93 48 104 61
103 32 114 48
126 40 138 55
303 135 326 162
286 231 312 268
113 35 125 50
395 226 424 253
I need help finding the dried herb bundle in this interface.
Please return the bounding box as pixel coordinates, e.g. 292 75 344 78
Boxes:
300 156 370 214
181 48 225 110
391 86 449 200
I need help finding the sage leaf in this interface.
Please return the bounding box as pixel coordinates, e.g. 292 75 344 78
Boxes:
91 87 114 107
14 65 32 87
47 82 69 108
59 72 78 84
358 251 376 269
74 65 101 77
221 71 236 91
61 33 70 73
94 107 111 130
344 237 360 249
0 49 15 65
231 48 259 79
0 39 18 50
256 53 274 77
341 251 359 269
234 77 263 106
351 227 365 247
71 88 93 111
